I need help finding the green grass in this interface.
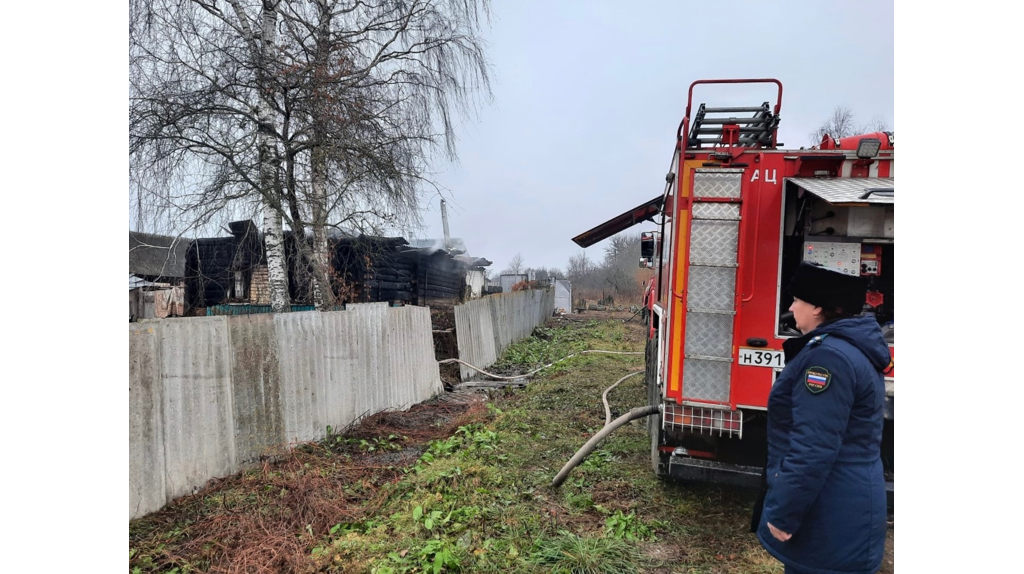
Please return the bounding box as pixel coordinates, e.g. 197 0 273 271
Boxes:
529 531 645 573
489 323 590 375
310 317 771 573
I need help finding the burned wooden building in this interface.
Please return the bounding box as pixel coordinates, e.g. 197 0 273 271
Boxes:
129 231 189 285
179 221 481 314
129 231 190 320
184 221 268 312
319 237 472 306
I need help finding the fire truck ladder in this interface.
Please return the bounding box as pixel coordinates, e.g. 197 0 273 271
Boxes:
687 102 780 149
678 167 744 427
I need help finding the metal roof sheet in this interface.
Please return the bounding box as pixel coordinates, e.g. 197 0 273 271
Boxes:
789 177 894 205
129 231 190 278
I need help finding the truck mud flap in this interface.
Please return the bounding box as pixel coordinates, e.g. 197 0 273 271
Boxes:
666 455 762 489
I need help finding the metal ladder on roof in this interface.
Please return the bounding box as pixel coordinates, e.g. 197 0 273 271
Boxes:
687 102 780 149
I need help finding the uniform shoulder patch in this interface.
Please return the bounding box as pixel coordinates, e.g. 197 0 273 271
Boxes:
804 366 832 393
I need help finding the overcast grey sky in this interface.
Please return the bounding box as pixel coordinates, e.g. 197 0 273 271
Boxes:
409 0 894 273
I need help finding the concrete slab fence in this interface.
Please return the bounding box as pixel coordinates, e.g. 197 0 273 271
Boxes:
453 288 555 380
129 290 555 521
129 303 441 520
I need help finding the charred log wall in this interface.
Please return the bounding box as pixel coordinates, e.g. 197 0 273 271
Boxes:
184 230 473 311
184 233 263 312
410 251 466 304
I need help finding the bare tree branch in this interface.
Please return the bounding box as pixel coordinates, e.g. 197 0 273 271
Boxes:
810 105 858 145
130 0 493 310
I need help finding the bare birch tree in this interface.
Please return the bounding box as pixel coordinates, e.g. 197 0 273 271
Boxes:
129 0 293 311
130 0 492 311
275 0 491 308
258 1 291 313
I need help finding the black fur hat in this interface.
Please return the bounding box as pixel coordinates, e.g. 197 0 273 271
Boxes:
787 261 867 314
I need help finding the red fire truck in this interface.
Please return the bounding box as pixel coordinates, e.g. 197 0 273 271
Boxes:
572 79 893 501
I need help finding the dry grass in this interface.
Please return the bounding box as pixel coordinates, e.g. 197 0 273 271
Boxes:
129 399 489 574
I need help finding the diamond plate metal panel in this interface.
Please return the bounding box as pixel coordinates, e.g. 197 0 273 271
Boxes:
789 177 894 205
696 167 746 174
683 359 731 402
690 220 739 266
692 203 741 220
687 266 737 311
693 171 743 199
685 312 734 357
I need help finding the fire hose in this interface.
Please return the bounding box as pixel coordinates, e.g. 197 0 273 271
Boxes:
436 350 656 487
551 404 660 487
550 369 657 487
603 371 643 425
438 349 643 381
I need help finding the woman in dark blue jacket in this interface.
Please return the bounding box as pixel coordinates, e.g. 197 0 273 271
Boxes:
754 262 891 574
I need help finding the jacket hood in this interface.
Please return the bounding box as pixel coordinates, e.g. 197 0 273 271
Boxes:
813 315 892 371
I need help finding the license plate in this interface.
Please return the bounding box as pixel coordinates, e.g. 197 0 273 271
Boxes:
737 348 784 368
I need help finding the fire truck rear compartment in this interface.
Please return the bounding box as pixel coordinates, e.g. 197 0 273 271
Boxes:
778 178 894 336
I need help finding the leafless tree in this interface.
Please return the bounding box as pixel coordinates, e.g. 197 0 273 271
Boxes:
520 266 564 282
810 106 858 145
540 267 565 280
566 251 593 280
565 233 643 301
866 114 891 133
130 0 492 312
810 106 891 146
600 232 642 298
502 253 524 275
603 234 636 264
129 0 290 308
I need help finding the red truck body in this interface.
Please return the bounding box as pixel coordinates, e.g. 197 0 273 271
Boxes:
574 79 894 495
